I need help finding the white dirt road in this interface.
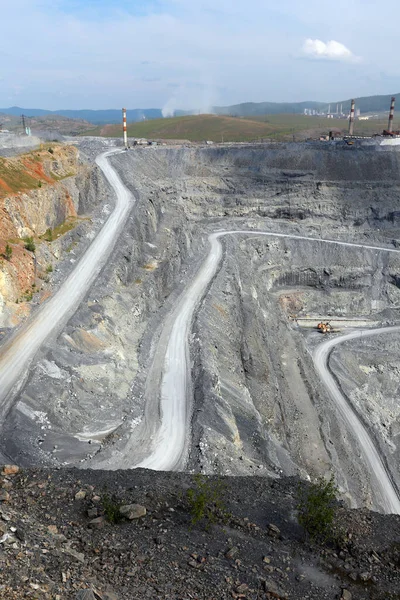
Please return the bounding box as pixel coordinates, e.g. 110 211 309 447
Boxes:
0 149 134 420
136 227 400 513
313 329 400 514
1 149 400 514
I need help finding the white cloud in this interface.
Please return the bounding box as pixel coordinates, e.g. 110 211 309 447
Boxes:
302 38 359 62
0 1 397 109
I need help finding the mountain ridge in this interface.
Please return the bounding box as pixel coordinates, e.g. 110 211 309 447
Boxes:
1 92 399 125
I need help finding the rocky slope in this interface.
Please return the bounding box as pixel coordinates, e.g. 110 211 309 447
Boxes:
2 141 400 511
0 465 399 600
0 144 108 329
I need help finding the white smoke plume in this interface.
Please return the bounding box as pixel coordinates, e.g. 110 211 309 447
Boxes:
161 82 217 118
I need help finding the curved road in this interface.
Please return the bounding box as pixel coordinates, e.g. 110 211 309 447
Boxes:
0 149 399 513
0 149 134 419
314 329 400 514
136 227 400 514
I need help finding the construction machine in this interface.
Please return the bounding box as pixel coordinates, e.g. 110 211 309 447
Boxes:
317 322 332 334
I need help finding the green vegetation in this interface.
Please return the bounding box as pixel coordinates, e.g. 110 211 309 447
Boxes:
4 244 12 261
23 237 36 252
102 493 123 524
46 264 53 273
249 113 398 139
40 218 79 244
297 476 338 542
0 156 43 195
23 289 33 302
83 113 398 143
0 144 77 200
52 218 77 238
187 474 228 529
42 228 53 242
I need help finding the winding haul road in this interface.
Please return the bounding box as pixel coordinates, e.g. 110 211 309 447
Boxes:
136 227 400 514
313 330 400 514
0 150 400 514
0 149 134 419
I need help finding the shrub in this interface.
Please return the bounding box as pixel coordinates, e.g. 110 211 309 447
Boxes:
187 474 228 529
43 228 53 242
48 147 54 154
24 237 36 252
46 264 53 273
297 476 338 542
4 244 12 261
38 181 42 188
101 493 123 524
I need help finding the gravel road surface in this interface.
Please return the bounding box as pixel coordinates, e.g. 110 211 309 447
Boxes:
136 226 400 514
0 149 134 420
313 328 400 514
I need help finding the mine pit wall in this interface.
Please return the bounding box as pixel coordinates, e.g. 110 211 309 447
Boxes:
4 144 400 504
115 145 400 233
110 145 400 507
191 234 400 508
1 151 210 466
0 156 110 329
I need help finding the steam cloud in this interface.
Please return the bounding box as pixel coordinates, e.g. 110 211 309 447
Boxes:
161 82 216 118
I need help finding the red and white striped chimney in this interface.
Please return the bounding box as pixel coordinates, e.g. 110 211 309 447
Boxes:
388 97 396 133
348 99 355 136
122 108 128 149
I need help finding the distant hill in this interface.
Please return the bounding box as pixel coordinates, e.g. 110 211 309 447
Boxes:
215 93 400 117
214 101 326 117
0 107 162 125
1 93 399 130
85 115 281 142
83 113 396 143
0 112 94 136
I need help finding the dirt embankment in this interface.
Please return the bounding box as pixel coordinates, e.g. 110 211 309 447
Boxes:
0 145 95 325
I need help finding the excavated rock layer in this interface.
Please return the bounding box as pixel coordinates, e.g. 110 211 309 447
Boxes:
2 142 400 511
0 146 107 327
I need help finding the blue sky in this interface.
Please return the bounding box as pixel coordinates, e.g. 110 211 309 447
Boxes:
1 0 399 110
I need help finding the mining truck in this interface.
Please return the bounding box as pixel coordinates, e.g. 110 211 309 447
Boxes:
317 322 333 334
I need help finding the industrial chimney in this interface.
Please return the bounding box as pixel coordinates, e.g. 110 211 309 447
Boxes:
349 99 355 135
122 108 128 149
388 97 396 133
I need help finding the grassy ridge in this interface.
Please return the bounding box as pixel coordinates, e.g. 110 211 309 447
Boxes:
84 113 399 143
86 115 281 142
0 144 75 198
249 114 399 136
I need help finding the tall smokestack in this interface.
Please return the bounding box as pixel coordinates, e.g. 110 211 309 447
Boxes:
349 99 355 135
336 103 339 115
388 96 396 133
122 108 128 149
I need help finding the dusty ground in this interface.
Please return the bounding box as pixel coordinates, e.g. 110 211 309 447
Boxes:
1 141 400 513
0 465 400 600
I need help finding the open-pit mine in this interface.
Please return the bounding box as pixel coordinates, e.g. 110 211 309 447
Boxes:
2 140 400 515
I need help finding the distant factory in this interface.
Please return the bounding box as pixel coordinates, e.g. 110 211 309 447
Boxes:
318 97 400 142
304 103 357 119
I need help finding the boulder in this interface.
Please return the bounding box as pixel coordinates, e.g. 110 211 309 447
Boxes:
119 504 146 520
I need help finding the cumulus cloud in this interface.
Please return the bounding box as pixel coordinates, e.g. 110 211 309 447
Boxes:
302 38 359 62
